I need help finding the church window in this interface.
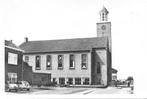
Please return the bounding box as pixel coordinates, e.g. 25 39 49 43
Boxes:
69 54 75 69
81 54 87 69
46 55 52 70
58 55 63 69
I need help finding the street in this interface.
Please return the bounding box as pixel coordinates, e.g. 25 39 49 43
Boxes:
6 87 133 95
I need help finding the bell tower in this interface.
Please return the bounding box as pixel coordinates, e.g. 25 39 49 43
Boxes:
97 6 111 51
96 6 112 84
99 6 109 22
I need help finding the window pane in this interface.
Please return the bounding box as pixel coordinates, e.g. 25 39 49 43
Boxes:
36 56 41 70
8 73 17 83
81 54 87 69
25 56 29 62
70 54 75 68
83 78 89 85
58 55 63 69
59 78 65 85
46 55 52 69
8 52 18 65
68 78 73 84
75 78 81 85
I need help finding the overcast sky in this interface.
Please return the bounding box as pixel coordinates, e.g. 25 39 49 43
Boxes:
1 0 147 94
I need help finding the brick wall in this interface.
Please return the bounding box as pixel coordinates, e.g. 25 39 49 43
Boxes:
5 47 23 83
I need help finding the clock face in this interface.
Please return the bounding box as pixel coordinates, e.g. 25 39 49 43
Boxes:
101 25 106 30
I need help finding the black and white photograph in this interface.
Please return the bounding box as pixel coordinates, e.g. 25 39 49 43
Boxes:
0 0 147 98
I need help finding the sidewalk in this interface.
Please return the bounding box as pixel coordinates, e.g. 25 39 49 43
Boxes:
73 87 133 94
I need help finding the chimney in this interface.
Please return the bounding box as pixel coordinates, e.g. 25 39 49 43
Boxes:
9 40 12 43
24 37 28 42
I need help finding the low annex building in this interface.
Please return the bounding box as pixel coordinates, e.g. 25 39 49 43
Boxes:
19 7 112 87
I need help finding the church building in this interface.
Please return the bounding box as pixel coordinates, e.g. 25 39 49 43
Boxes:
19 7 112 87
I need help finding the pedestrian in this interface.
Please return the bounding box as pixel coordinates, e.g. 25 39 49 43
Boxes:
128 81 130 87
115 80 117 87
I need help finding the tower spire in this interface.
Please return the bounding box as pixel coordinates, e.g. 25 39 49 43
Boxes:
99 6 109 22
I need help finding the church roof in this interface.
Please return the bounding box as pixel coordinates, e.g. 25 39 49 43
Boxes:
19 37 108 53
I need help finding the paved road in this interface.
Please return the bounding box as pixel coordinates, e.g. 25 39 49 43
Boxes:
6 87 133 95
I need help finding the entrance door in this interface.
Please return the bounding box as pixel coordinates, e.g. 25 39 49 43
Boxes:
97 62 101 84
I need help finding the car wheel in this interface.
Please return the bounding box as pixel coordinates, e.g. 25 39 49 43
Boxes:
27 89 30 91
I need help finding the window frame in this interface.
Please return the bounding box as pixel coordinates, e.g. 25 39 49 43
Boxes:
68 78 73 85
8 52 18 65
46 55 52 70
25 56 29 63
83 78 90 85
58 55 63 69
81 54 88 69
75 78 81 85
35 55 41 70
59 77 65 85
8 73 17 83
69 54 75 69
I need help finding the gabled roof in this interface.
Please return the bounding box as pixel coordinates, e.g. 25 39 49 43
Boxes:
5 40 21 49
19 37 108 53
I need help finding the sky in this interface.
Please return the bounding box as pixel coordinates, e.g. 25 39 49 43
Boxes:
1 0 147 95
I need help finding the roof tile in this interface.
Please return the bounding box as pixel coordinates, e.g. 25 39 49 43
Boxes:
19 37 108 53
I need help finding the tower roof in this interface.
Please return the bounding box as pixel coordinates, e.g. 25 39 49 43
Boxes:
99 6 109 14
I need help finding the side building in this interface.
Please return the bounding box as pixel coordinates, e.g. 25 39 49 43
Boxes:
5 40 23 84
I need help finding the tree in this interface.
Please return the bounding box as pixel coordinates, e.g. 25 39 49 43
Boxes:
127 76 133 81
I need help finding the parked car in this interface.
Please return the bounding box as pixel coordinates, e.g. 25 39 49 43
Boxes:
17 81 31 91
6 81 19 92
